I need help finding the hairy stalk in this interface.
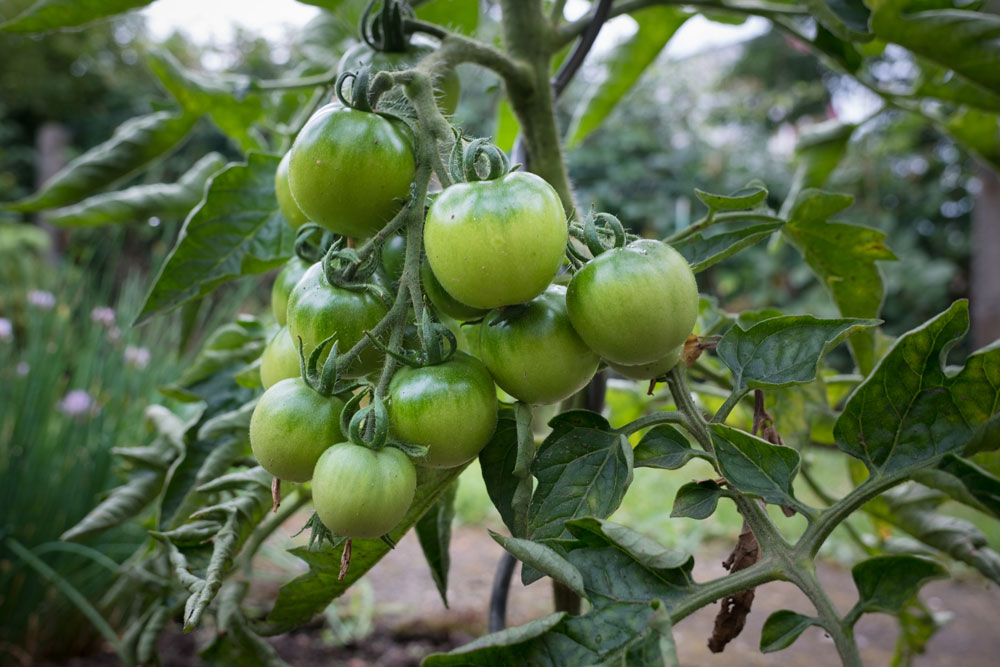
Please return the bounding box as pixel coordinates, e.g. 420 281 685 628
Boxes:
669 557 784 624
787 565 863 667
712 389 748 424
617 411 688 437
665 365 713 452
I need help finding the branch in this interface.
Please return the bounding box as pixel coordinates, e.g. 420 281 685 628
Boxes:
551 0 612 98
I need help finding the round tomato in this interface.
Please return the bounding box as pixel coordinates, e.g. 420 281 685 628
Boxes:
381 233 407 282
339 42 460 115
387 351 497 468
312 442 416 539
566 239 698 365
260 326 301 389
478 285 600 405
421 259 489 321
286 262 389 378
288 104 414 238
423 172 567 309
249 378 346 482
271 256 309 326
275 151 310 230
606 344 683 381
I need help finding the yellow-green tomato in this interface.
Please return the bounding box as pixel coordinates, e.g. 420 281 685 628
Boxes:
421 259 489 322
271 256 309 326
288 104 414 238
606 344 683 381
566 239 698 365
423 172 567 309
387 352 498 468
286 262 389 378
249 378 346 483
260 326 301 389
478 285 600 405
275 151 310 230
312 443 416 539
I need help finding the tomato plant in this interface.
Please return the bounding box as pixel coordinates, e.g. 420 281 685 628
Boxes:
259 326 301 389
27 1 1000 666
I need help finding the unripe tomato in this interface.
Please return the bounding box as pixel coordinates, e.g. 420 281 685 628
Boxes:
478 285 600 405
285 262 388 378
387 352 497 468
260 326 301 389
421 259 489 321
288 104 414 238
423 172 567 309
312 443 416 539
339 42 461 115
567 239 698 365
271 256 309 326
381 233 407 282
275 152 310 230
606 344 683 381
249 378 346 483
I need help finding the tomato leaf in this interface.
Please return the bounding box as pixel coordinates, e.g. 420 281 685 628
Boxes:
257 464 466 635
416 0 478 35
415 482 458 607
47 152 225 227
674 221 784 273
4 110 197 212
478 409 530 537
850 555 947 617
803 0 872 42
759 610 819 653
633 424 705 470
693 185 768 212
526 411 634 541
490 531 587 599
717 314 880 395
565 7 688 147
781 189 895 374
835 300 1000 475
944 107 1000 172
0 0 153 33
710 424 802 508
137 154 296 325
671 480 723 520
793 121 857 192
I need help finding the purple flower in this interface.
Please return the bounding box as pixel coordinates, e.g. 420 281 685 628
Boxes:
0 318 11 342
90 307 116 327
28 290 55 309
125 345 151 369
60 389 95 417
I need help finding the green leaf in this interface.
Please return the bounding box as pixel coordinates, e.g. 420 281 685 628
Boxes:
674 221 784 273
914 60 1000 112
671 480 723 520
494 98 519 153
5 110 197 212
490 532 587 599
633 424 704 470
527 411 634 541
416 482 457 607
914 454 1000 518
803 0 872 42
710 424 802 508
0 0 152 33
869 0 1000 96
793 120 857 191
760 610 819 653
478 409 531 537
835 301 1000 475
169 318 269 391
258 464 466 635
137 154 296 324
47 152 226 227
945 107 1000 171
716 314 880 394
147 49 268 152
693 185 768 212
851 555 947 616
566 7 688 147
781 189 895 373
416 0 478 35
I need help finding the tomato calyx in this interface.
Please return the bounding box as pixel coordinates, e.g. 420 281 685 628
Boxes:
448 135 513 184
320 239 391 306
297 333 361 397
365 309 457 368
339 388 429 460
360 0 411 54
294 223 336 264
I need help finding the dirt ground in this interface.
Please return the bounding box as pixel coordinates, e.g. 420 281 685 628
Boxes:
38 525 1000 666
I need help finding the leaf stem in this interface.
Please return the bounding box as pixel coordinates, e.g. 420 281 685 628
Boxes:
665 365 713 452
787 565 863 667
712 388 748 424
665 212 786 245
617 411 688 437
670 556 783 624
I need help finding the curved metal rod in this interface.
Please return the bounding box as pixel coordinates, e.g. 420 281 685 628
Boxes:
488 551 518 632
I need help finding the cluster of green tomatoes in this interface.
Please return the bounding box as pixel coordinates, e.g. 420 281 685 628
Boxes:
249 60 699 545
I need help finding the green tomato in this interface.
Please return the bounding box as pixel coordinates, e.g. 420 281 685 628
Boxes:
567 239 698 365
312 443 416 539
381 233 407 282
260 326 301 389
249 378 346 483
275 151 310 230
478 285 600 405
387 352 497 468
606 344 683 381
338 42 461 115
288 104 414 238
286 262 389 378
271 256 309 326
421 258 489 321
423 172 567 309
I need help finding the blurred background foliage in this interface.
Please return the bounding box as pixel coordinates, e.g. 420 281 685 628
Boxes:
0 3 990 662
